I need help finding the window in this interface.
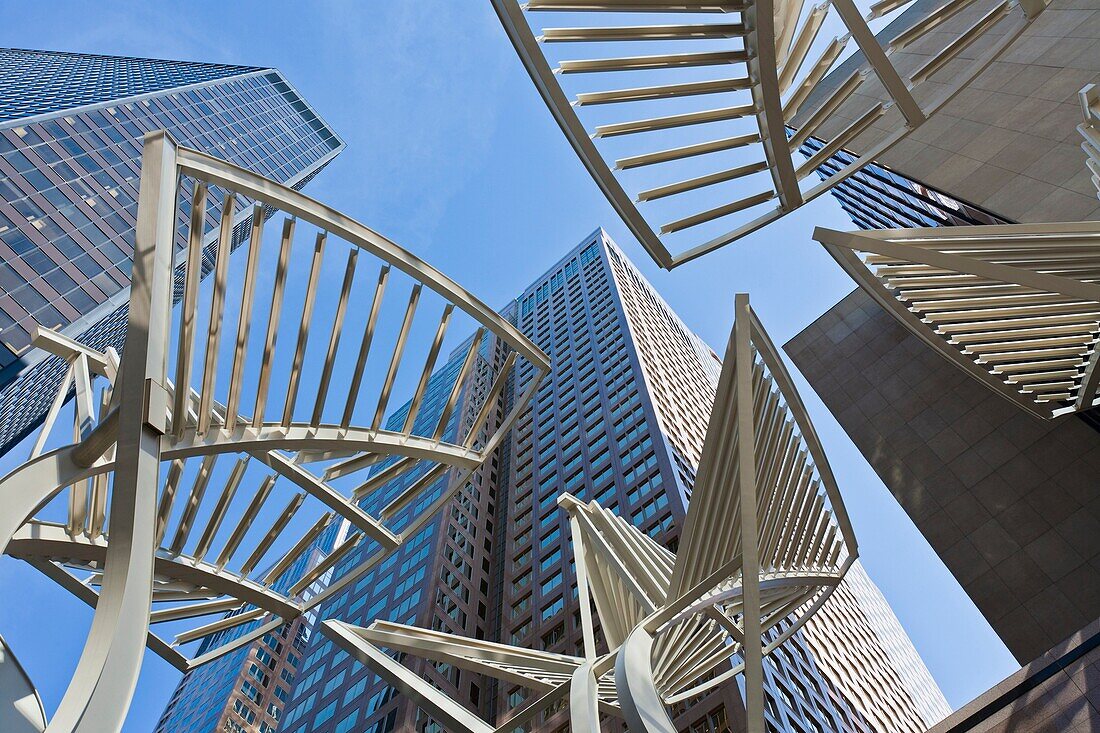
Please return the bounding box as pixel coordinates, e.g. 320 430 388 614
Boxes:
232 699 256 724
335 710 359 733
541 622 566 650
344 675 368 706
512 595 531 618
541 596 564 621
540 547 561 572
322 670 346 697
511 620 531 644
241 681 262 704
312 699 337 727
541 571 562 595
540 526 560 551
247 664 269 687
508 688 528 708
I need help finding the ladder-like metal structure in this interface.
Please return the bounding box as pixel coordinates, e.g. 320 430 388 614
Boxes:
0 131 548 733
816 87 1100 419
492 0 1048 268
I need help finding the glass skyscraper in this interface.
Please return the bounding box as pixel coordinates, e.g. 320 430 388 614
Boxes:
0 47 343 456
278 329 513 733
276 230 949 733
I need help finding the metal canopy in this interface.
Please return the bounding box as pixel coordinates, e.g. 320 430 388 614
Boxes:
491 0 1048 268
817 222 1100 418
324 295 857 733
1083 84 1100 199
816 89 1100 419
0 131 548 733
809 93 1100 416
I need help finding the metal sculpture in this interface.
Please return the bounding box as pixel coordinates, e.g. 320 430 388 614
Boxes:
0 636 45 733
815 86 1100 419
0 130 548 733
324 294 857 733
816 222 1100 418
491 0 1048 268
1083 84 1099 198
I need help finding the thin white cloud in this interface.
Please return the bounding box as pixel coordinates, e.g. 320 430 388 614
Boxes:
312 1 509 247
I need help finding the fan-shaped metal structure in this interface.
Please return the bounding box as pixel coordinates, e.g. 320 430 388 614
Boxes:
0 130 549 733
323 294 856 733
492 0 1048 268
0 636 44 733
1083 84 1100 198
817 223 1100 418
816 87 1100 419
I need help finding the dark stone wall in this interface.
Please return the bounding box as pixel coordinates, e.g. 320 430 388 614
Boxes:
785 288 1100 664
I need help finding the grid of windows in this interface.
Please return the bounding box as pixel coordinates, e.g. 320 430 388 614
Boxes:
0 51 343 458
0 69 340 356
499 233 727 730
0 48 260 122
281 333 510 733
155 523 343 733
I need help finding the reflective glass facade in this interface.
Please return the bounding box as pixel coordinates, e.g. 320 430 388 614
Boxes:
0 48 343 456
799 137 1010 230
282 231 947 733
0 48 262 123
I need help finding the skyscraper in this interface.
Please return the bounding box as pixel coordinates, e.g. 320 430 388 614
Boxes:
278 327 515 733
0 48 343 456
798 562 951 732
279 230 948 733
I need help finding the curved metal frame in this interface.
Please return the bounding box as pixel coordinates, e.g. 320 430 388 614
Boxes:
0 131 548 733
811 86 1100 420
816 221 1100 418
323 295 856 733
491 0 1047 268
0 635 45 733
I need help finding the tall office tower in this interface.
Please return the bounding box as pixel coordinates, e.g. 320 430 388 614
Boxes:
798 562 951 732
0 48 343 456
155 521 346 733
282 230 948 733
278 330 513 733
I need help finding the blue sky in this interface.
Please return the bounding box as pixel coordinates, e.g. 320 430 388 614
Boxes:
0 2 1017 729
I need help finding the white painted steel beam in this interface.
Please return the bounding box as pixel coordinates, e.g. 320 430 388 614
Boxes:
0 133 547 733
491 0 1047 267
